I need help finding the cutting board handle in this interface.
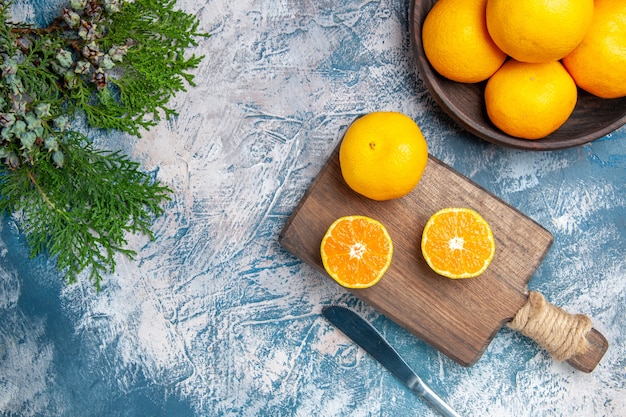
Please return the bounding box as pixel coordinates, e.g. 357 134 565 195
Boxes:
508 291 608 373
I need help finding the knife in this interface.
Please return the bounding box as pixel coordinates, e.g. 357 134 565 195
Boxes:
322 305 462 417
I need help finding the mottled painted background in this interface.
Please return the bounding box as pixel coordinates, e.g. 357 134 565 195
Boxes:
1 1 624 416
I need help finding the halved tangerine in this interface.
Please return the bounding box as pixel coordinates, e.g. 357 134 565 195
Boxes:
320 215 393 288
421 208 495 279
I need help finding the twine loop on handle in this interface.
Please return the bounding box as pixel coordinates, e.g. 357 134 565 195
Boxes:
508 291 592 361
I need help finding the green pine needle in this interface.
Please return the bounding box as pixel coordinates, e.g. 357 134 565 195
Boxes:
0 132 172 290
0 0 208 289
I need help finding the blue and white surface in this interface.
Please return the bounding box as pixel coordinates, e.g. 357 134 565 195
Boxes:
1 1 625 416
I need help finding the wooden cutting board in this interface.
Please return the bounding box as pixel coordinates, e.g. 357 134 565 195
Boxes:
279 144 607 371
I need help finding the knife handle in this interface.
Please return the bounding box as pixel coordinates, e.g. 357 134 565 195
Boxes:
411 378 462 417
508 291 608 373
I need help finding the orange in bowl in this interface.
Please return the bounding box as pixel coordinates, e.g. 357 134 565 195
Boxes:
422 0 506 83
485 60 578 140
562 0 626 99
411 0 626 149
486 0 593 63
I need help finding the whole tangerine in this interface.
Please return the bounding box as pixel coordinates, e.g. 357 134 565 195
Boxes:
339 112 428 201
562 0 626 99
486 0 594 63
422 0 506 83
485 60 578 140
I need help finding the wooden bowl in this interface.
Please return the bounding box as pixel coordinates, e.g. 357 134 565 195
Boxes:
410 0 626 151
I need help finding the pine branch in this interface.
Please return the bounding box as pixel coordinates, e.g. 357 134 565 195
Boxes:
0 131 171 290
77 0 209 133
0 0 207 288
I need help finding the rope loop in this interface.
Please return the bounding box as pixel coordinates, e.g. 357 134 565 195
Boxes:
508 291 591 361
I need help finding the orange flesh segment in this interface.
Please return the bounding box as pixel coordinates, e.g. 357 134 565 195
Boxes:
321 216 393 288
421 208 495 279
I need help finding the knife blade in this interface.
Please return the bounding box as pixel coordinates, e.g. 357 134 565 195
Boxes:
322 305 462 417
